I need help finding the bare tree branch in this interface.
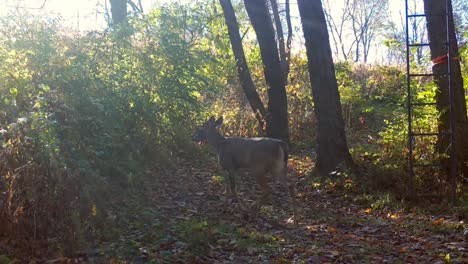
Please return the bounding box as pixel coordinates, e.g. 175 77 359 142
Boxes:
347 0 388 62
285 0 292 72
323 0 353 61
127 0 143 13
269 0 290 80
7 0 47 9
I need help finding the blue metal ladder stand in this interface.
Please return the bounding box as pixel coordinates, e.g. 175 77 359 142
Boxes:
404 0 458 202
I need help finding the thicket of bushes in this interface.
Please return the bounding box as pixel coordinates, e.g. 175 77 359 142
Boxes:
0 1 466 257
0 4 224 254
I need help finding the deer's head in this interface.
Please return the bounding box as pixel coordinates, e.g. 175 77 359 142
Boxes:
192 116 223 143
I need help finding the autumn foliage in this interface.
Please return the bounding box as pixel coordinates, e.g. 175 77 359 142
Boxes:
0 1 466 262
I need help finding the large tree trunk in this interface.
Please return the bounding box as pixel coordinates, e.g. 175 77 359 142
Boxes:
110 0 127 26
244 0 289 143
219 0 268 131
297 0 354 175
423 0 468 181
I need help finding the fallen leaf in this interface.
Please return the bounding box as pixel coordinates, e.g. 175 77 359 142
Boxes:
388 213 399 219
432 218 445 225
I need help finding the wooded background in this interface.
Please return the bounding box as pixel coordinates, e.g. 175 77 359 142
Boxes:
0 0 467 262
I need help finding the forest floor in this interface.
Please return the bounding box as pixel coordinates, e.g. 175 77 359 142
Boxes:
85 151 467 264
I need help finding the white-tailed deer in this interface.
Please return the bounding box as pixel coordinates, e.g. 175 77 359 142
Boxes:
192 116 297 222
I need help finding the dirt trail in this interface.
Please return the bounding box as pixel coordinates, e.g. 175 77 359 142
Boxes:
124 153 465 264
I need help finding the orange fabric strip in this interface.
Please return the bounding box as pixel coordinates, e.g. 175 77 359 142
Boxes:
431 54 448 65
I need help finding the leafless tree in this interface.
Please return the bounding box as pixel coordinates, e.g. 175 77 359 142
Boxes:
324 0 388 63
348 0 388 63
269 0 292 79
323 0 354 61
5 0 48 10
382 2 428 65
128 0 144 13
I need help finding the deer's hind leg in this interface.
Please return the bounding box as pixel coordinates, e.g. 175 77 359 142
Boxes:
251 167 273 212
271 160 298 224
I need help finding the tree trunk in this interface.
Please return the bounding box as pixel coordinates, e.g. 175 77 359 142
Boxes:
219 0 268 131
285 0 292 77
297 0 354 175
244 0 289 142
110 0 127 26
269 0 289 79
423 0 468 180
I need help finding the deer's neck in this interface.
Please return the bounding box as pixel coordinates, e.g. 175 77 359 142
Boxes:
207 131 226 154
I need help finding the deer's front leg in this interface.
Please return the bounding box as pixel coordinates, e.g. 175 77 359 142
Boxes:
226 170 236 196
226 169 245 210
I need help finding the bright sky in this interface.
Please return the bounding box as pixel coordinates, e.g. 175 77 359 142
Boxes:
1 0 406 31
0 0 410 63
0 0 174 31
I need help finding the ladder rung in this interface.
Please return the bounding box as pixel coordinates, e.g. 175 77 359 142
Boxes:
412 132 451 137
408 43 430 47
409 73 448 77
408 14 426 18
413 163 446 167
407 13 447 18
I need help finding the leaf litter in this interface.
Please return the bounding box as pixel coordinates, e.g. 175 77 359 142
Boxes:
37 154 468 263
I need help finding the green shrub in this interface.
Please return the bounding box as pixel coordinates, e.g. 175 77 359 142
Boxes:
0 3 225 255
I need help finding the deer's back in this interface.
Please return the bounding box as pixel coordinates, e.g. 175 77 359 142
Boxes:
218 137 287 171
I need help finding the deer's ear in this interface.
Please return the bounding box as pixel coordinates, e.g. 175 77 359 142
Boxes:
215 116 223 127
208 116 216 124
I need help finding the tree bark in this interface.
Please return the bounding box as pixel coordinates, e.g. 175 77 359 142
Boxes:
219 0 268 131
269 0 289 79
285 0 292 77
244 0 289 142
423 0 468 180
297 0 354 175
110 0 127 26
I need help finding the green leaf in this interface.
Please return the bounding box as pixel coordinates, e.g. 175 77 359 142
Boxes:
40 84 50 92
9 87 18 97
